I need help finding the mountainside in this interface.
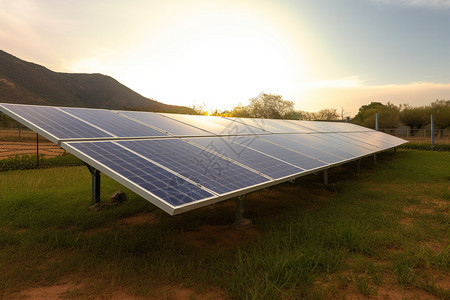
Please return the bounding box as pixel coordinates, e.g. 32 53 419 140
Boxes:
0 50 194 113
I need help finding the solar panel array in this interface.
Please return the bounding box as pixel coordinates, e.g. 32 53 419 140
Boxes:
0 103 407 215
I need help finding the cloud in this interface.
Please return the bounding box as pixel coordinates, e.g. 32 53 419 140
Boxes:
373 0 450 8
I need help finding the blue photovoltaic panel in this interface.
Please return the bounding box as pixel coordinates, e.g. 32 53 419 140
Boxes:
284 134 361 158
361 132 405 148
311 134 376 156
227 136 328 170
229 117 314 134
118 139 270 195
0 104 113 140
260 135 346 164
342 132 391 149
65 141 214 207
188 137 305 179
117 110 213 136
328 133 382 153
289 120 371 133
161 113 266 135
61 107 168 138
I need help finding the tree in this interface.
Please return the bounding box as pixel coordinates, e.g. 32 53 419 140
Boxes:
315 108 340 120
296 110 316 121
246 94 294 119
231 104 250 118
190 103 208 115
399 105 429 129
429 100 450 129
353 102 401 128
353 102 384 124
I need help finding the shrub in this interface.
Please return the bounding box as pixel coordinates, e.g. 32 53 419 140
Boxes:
398 143 450 151
0 154 84 171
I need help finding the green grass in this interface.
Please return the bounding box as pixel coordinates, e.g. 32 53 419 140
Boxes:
0 153 84 171
0 150 449 299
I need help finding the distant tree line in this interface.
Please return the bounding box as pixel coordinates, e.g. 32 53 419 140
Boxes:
353 100 450 129
200 94 450 130
208 93 342 121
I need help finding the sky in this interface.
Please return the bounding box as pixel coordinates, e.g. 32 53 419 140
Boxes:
1 0 449 116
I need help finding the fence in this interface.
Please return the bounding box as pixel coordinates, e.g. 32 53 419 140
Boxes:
379 128 449 144
0 127 65 159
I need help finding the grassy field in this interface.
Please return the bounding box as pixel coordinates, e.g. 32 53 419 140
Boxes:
0 150 448 299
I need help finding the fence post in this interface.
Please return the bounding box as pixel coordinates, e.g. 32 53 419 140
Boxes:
375 113 379 131
36 133 39 168
431 114 434 146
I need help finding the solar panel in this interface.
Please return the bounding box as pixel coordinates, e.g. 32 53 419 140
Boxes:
0 103 113 143
161 113 267 135
308 133 376 156
117 139 270 195
227 136 330 170
0 103 408 215
266 134 361 159
330 133 383 152
257 135 346 164
116 110 213 136
288 120 370 133
365 131 406 147
60 107 168 138
187 137 305 179
63 141 215 213
228 117 314 134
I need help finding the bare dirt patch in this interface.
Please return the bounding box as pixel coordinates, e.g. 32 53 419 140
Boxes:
399 217 413 227
13 282 83 300
83 212 158 237
402 205 435 215
0 141 65 159
373 285 441 300
13 281 224 300
181 224 259 250
118 212 158 227
435 274 450 290
423 241 445 253
153 285 224 300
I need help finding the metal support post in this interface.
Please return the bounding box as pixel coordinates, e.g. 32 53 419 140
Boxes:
323 169 328 185
235 195 244 222
431 114 434 146
86 164 101 204
373 153 377 162
36 133 39 168
234 195 252 226
375 113 379 131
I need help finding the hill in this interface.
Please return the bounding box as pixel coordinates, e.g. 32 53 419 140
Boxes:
0 50 195 114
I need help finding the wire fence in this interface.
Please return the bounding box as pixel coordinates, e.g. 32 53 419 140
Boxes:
379 128 449 144
0 127 65 159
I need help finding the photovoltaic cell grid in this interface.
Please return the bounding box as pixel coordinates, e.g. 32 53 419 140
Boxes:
64 141 214 208
61 107 168 138
187 137 305 179
0 103 113 142
0 103 407 215
116 110 212 136
161 113 268 135
117 139 270 195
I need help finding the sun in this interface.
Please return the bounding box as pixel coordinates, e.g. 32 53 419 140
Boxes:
118 2 310 111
